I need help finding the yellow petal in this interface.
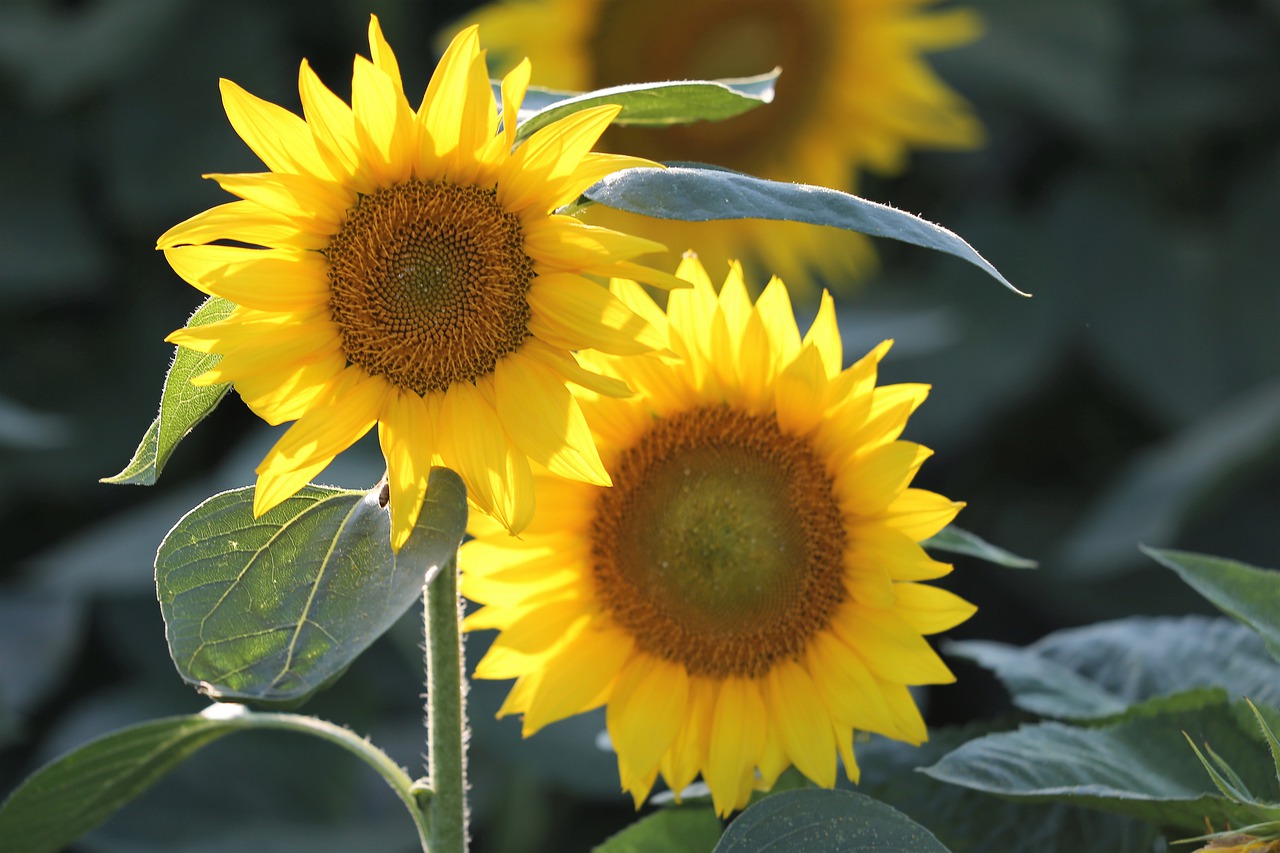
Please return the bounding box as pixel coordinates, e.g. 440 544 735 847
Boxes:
378 389 435 551
157 201 325 251
164 246 330 312
755 276 802 364
524 216 666 269
366 15 403 92
765 661 837 788
419 25 482 178
493 352 610 486
806 629 903 740
773 345 829 437
218 78 330 179
705 678 767 818
203 172 352 229
499 104 621 212
833 605 956 686
607 655 689 802
519 339 632 399
801 290 843 378
847 525 954 582
893 582 976 635
660 677 716 801
527 273 664 355
437 380 535 533
837 441 932 516
298 59 364 188
876 488 964 542
253 369 388 515
522 628 634 735
351 55 413 185
500 57 532 151
233 352 348 426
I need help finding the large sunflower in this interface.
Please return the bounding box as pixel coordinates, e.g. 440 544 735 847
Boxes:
461 255 975 816
455 0 985 290
160 18 688 549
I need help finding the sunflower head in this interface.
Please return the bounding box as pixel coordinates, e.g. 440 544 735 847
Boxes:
461 255 975 816
159 17 690 550
455 0 986 289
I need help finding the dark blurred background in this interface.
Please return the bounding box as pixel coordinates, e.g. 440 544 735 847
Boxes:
1 0 1277 850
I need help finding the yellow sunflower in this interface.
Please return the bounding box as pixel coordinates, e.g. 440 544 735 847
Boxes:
454 0 985 291
159 18 689 549
461 254 975 816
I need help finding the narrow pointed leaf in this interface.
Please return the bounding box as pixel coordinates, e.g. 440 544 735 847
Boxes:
0 706 426 853
923 525 1038 568
584 166 1022 294
102 296 234 485
1143 547 1280 662
156 468 467 707
712 789 951 852
510 70 778 143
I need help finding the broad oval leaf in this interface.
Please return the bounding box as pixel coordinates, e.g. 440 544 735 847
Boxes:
156 468 467 707
511 70 778 143
921 698 1280 832
947 615 1280 721
923 525 1038 568
594 805 722 853
583 166 1023 294
712 789 951 852
101 295 234 485
0 706 424 853
1144 546 1280 662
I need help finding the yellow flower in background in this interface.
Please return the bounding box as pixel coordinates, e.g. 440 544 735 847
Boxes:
456 0 985 292
160 18 688 549
462 255 975 816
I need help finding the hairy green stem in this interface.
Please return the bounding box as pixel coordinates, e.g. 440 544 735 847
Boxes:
426 554 468 852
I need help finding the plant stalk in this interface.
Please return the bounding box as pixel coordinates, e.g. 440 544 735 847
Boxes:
425 554 468 852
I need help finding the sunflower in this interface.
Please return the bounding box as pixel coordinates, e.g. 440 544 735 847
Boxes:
160 18 689 549
455 0 985 291
461 254 975 816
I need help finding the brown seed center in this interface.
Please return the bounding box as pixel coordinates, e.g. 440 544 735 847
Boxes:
326 179 536 394
590 404 847 678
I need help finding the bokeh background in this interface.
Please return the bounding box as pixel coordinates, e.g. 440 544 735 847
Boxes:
1 0 1278 850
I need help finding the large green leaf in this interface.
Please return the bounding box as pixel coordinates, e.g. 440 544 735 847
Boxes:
594 805 722 853
922 698 1280 832
922 525 1038 568
1145 547 1280 662
857 724 1162 853
513 71 778 143
582 166 1021 294
0 706 427 853
947 615 1280 721
156 468 467 707
712 789 951 852
101 296 234 486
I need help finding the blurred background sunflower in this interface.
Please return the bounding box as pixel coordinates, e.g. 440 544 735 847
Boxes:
1 1 1278 852
454 0 985 294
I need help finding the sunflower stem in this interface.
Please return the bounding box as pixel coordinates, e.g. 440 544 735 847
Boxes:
425 554 469 853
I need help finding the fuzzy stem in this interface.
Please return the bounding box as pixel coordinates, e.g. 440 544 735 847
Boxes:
425 554 468 853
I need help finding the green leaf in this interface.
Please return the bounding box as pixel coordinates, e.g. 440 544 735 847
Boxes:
946 615 1280 721
101 296 234 486
156 468 467 707
594 805 722 853
712 789 951 852
0 706 427 853
922 526 1038 568
583 166 1022 294
1144 547 1280 662
510 70 778 143
921 698 1280 832
858 723 1162 853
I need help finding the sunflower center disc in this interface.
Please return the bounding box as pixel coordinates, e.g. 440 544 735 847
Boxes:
326 180 536 395
591 405 847 678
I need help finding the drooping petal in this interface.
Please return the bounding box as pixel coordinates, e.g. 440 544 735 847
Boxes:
378 389 436 551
